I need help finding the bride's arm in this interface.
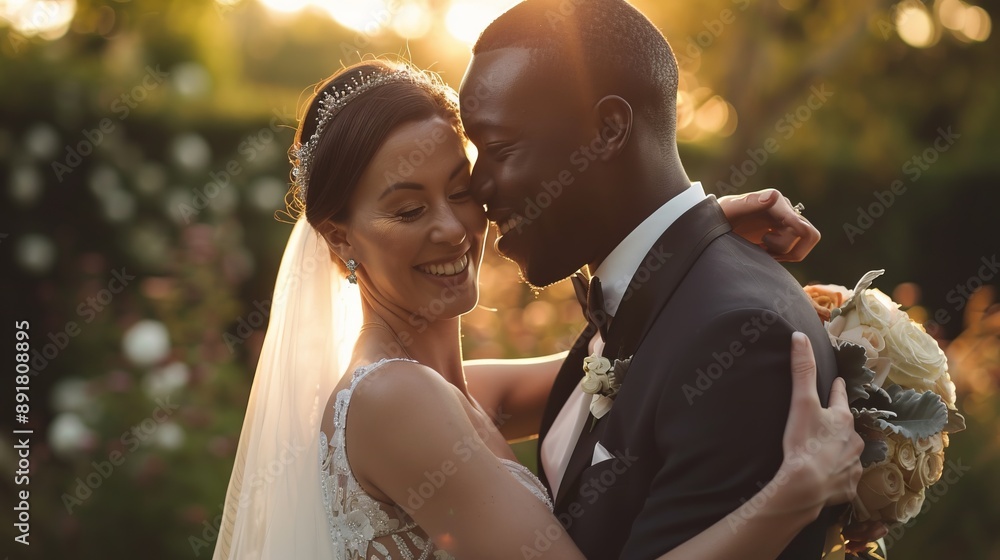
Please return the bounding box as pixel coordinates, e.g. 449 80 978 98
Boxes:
347 361 584 560
464 351 568 440
655 334 863 560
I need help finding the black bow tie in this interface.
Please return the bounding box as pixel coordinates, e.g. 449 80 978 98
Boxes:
571 271 613 340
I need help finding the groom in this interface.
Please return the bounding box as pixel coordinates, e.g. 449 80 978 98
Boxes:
460 0 839 558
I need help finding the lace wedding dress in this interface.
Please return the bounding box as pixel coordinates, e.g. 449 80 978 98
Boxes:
319 358 553 560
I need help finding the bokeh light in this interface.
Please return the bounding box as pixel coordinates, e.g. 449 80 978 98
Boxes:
445 0 518 45
896 2 939 48
0 0 76 39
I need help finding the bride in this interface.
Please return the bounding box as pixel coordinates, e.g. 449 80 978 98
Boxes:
213 60 865 559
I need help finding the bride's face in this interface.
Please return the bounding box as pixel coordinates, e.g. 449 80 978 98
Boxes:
340 117 487 322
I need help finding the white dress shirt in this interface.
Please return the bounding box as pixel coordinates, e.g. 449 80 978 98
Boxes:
540 182 707 497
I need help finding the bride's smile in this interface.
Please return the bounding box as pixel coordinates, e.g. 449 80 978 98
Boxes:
322 115 487 321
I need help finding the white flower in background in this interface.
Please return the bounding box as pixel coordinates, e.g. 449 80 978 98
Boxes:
134 163 167 195
10 165 43 206
102 190 136 223
143 361 190 399
51 378 91 413
249 177 287 213
153 422 185 450
88 164 122 199
48 413 96 459
123 320 171 367
171 62 212 98
25 123 60 159
171 133 212 172
15 234 56 274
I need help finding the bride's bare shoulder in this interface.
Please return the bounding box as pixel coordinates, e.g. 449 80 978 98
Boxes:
350 359 461 416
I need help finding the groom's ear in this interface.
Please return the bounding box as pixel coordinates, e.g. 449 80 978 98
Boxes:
318 220 353 263
593 95 632 162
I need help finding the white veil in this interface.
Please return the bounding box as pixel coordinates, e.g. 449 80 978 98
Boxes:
214 216 361 559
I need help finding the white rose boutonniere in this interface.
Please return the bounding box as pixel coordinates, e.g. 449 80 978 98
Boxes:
581 353 631 422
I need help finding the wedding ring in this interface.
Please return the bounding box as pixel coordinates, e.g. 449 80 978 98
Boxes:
793 202 805 215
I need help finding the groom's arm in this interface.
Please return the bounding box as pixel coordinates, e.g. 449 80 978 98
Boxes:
619 309 828 560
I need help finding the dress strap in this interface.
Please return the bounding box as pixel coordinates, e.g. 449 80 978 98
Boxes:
347 357 419 392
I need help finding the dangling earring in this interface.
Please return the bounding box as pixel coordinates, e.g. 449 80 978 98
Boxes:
346 259 358 284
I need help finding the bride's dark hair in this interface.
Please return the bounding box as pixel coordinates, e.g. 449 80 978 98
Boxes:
287 59 462 272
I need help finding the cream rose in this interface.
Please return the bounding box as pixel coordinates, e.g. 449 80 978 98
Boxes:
827 308 861 339
935 372 958 410
832 324 891 386
879 487 926 523
915 433 944 454
856 289 903 330
906 449 945 489
582 355 612 394
855 462 907 517
894 436 918 471
886 319 948 390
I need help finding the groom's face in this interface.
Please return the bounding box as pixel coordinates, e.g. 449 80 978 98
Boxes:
461 48 599 288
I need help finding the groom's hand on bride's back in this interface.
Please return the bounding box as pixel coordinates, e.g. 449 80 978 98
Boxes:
718 189 820 262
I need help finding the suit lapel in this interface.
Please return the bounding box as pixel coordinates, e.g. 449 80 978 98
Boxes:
550 197 732 508
604 197 732 361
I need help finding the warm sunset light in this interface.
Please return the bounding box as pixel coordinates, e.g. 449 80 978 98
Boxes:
0 0 76 38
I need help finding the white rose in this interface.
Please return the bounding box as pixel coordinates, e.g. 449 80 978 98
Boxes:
856 289 903 331
827 308 862 339
893 435 919 471
915 433 944 454
879 487 925 524
935 373 958 410
583 355 611 375
906 449 945 490
886 319 948 390
581 370 609 394
854 462 907 519
833 323 893 388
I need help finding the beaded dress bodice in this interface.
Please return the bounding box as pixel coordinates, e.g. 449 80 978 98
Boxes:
319 358 552 560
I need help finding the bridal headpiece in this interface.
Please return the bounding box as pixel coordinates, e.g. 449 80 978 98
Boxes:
290 67 454 204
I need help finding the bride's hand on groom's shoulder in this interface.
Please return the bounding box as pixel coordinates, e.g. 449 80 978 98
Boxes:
771 333 864 520
718 188 820 262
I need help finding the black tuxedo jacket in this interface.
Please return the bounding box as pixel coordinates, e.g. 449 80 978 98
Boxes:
537 197 838 559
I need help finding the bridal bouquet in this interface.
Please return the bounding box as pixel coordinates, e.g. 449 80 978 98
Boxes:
806 271 965 558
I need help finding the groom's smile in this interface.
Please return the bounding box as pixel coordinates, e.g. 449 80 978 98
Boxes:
460 47 611 288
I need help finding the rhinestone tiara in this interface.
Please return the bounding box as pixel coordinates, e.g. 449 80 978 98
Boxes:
290 68 441 204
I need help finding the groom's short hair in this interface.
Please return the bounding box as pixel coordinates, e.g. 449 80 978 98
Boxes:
473 0 679 143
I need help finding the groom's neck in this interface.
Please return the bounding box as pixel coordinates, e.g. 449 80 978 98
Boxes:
587 151 690 274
